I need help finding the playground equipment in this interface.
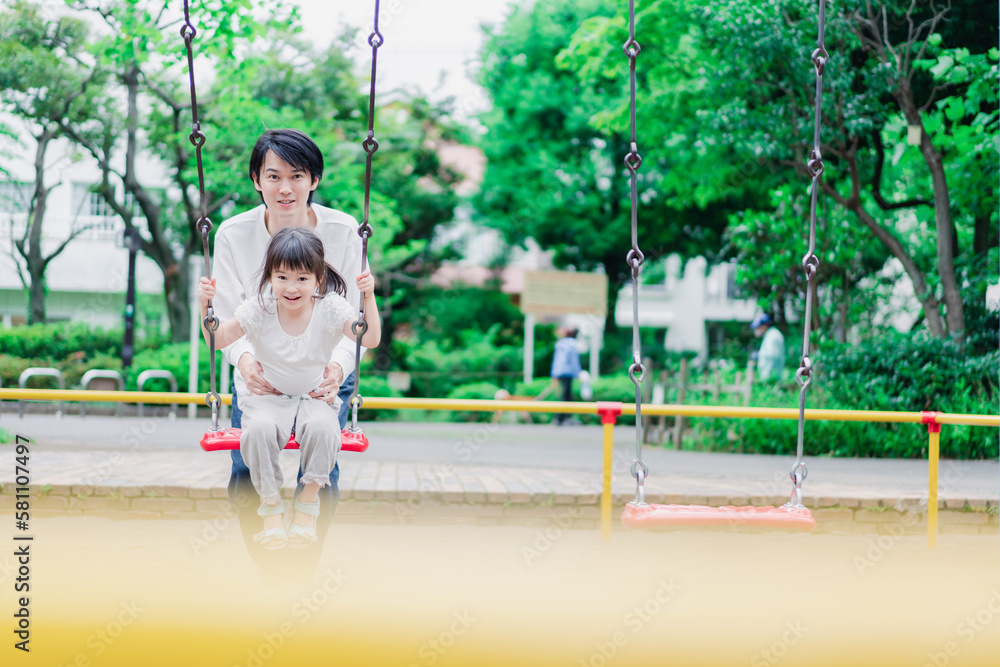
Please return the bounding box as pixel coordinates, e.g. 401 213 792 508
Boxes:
179 0 382 454
18 368 65 417
80 370 125 417
617 0 831 532
137 370 178 418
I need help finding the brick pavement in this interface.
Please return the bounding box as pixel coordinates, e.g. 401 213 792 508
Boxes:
1 414 997 532
1 447 997 535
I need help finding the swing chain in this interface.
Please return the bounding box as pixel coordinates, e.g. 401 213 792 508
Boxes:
348 0 384 432
623 0 647 506
181 0 212 272
787 0 828 509
181 0 220 427
348 393 365 433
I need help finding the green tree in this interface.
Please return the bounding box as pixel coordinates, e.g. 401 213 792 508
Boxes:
54 2 461 347
53 0 278 341
475 0 735 332
566 0 997 341
173 24 463 361
0 1 106 324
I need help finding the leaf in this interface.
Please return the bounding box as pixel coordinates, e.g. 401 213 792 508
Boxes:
949 65 970 83
890 140 906 167
929 55 954 79
944 98 965 122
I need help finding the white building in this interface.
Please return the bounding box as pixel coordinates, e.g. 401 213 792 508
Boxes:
615 255 758 364
0 130 169 329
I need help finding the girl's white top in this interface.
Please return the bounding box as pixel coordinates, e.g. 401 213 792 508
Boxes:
234 293 356 399
212 203 364 379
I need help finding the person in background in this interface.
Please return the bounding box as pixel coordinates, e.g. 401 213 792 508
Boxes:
752 313 785 382
551 327 582 425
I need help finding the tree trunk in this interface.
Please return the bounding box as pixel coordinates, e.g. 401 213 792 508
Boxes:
163 255 190 343
375 274 396 371
895 82 965 338
973 209 993 256
25 130 53 324
27 264 46 325
121 64 189 342
819 179 947 337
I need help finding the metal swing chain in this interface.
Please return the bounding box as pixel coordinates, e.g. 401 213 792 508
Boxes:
347 0 383 433
181 0 221 431
787 0 829 508
623 0 648 506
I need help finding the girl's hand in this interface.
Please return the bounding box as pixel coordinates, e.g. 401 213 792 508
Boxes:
356 270 375 297
198 277 216 306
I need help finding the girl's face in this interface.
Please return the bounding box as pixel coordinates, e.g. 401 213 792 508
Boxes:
270 264 319 313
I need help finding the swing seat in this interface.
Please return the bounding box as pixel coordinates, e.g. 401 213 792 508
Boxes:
200 428 369 453
621 502 815 531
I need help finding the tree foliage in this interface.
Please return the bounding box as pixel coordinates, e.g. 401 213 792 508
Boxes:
0 1 463 343
475 0 737 331
0 1 107 324
559 0 997 342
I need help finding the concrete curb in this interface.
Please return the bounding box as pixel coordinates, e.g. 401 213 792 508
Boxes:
3 483 996 535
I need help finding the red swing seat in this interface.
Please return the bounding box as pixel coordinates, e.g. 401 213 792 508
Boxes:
200 428 369 453
621 502 815 531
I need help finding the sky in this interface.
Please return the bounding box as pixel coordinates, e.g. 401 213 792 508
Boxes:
293 0 520 115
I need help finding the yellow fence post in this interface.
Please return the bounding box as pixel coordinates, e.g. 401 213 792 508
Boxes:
597 402 623 542
922 411 941 549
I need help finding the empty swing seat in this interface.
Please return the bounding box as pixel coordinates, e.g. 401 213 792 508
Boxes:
200 428 369 453
622 502 815 531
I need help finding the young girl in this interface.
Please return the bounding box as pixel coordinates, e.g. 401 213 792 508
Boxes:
198 227 380 550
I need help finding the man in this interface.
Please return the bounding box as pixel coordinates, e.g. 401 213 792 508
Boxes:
212 128 364 583
752 313 785 382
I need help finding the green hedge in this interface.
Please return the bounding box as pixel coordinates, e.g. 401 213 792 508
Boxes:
355 375 404 421
399 325 523 398
0 322 122 361
690 333 998 459
443 382 503 422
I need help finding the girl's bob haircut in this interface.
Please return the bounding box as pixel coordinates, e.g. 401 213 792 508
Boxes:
256 227 347 305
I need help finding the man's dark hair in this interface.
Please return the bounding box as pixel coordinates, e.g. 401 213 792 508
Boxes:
249 129 324 205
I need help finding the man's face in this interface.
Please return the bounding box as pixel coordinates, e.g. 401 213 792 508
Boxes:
754 325 767 338
252 150 319 223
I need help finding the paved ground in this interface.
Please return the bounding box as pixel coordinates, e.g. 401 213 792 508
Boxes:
1 413 997 507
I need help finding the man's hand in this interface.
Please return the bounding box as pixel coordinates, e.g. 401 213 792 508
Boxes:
309 361 345 405
238 353 279 396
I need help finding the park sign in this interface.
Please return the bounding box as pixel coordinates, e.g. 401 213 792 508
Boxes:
521 270 608 317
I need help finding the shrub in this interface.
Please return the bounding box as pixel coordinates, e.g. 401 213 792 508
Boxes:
0 354 43 388
124 343 218 394
403 326 523 398
354 375 403 421
58 353 124 388
444 382 503 422
0 322 123 360
693 333 998 459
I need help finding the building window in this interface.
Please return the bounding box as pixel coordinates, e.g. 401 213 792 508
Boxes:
0 181 32 238
0 181 32 213
88 190 113 218
72 182 119 239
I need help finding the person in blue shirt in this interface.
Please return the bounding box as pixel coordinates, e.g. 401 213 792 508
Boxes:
551 327 582 425
752 313 785 382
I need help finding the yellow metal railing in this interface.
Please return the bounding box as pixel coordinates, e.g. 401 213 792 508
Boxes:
2 388 997 545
